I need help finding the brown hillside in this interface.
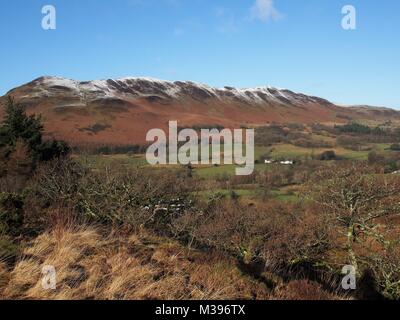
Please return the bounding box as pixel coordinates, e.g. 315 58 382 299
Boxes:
1 76 399 145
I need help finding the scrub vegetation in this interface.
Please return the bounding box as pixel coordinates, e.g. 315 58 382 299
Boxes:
1 100 400 300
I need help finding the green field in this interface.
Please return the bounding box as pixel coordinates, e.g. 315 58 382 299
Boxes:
75 141 397 176
76 154 149 169
74 139 400 203
265 144 368 160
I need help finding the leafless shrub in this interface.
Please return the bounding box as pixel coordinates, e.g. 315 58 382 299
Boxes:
26 158 195 232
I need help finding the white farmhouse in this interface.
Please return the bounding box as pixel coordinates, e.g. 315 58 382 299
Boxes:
280 160 294 165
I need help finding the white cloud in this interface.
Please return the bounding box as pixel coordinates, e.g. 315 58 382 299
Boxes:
250 0 281 22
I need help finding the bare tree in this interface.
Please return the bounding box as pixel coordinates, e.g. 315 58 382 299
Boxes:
310 163 400 272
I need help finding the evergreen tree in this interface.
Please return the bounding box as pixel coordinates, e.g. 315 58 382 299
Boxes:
0 97 43 155
0 96 69 162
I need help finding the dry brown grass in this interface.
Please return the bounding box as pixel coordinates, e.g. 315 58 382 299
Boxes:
0 224 270 300
273 280 340 300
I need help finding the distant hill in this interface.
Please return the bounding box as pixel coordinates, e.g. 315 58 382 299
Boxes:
1 76 399 145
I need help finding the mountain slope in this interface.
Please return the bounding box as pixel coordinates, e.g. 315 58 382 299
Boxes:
1 76 399 145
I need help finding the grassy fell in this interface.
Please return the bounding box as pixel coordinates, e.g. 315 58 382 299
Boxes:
0 224 271 300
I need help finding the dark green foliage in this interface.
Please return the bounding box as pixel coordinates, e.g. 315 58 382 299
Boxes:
384 160 398 174
0 97 43 155
317 150 337 161
94 144 145 155
0 96 70 162
186 163 193 178
390 143 400 151
335 122 386 135
39 140 70 161
72 143 147 155
335 122 372 134
230 190 240 200
0 192 24 237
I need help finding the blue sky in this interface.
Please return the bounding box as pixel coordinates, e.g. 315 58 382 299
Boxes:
1 0 399 108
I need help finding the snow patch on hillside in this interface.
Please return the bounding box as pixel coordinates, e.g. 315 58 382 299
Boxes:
33 76 324 105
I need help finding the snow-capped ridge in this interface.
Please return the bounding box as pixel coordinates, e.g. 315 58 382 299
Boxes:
26 76 330 106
